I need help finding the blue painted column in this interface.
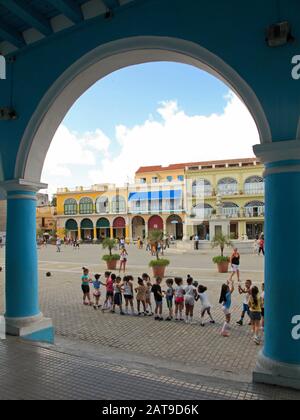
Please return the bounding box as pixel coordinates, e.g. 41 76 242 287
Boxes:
253 141 300 389
6 190 39 318
1 180 54 343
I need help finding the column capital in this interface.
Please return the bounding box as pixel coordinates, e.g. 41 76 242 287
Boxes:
254 141 300 176
253 140 300 164
0 179 47 194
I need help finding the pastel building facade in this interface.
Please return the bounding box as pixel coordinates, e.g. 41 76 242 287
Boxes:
55 158 264 242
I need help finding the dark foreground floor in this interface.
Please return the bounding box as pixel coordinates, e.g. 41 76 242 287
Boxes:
0 337 299 400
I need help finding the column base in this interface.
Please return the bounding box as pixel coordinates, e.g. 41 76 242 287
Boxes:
253 351 300 390
5 313 54 344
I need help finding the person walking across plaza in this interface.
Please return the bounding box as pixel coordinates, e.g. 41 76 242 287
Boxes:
249 286 263 345
229 248 241 283
258 237 265 256
219 280 234 337
56 237 62 253
152 277 163 321
135 277 147 316
184 276 197 324
236 279 252 326
174 277 185 321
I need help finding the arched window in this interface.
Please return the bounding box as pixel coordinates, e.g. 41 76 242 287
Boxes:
96 196 109 214
244 176 264 195
111 196 126 213
79 197 94 215
193 203 214 219
222 202 239 218
64 198 77 215
245 201 265 217
192 179 212 197
217 178 238 195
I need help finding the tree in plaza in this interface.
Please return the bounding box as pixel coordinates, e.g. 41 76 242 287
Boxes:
102 238 118 257
211 233 232 257
148 229 164 259
102 238 120 269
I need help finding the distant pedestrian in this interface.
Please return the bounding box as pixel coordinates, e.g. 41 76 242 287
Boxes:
258 238 265 256
194 234 199 250
56 238 62 253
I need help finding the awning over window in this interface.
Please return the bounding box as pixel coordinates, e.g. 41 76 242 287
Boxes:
96 218 110 228
81 219 93 229
128 190 182 201
65 219 78 231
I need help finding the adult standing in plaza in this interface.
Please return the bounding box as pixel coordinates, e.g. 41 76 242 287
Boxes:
56 237 62 253
194 234 199 250
229 248 240 283
119 247 128 273
258 236 265 256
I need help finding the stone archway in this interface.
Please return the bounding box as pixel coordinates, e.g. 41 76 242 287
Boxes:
132 216 146 241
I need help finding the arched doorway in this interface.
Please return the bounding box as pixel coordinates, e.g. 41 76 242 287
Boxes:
148 215 164 232
65 219 78 240
113 217 126 239
19 37 270 184
80 219 94 242
96 218 110 241
132 216 146 241
166 215 183 240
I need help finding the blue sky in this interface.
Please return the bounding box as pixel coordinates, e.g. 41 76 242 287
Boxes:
42 62 258 193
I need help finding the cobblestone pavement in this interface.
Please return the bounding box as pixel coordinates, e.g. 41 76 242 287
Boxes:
0 245 299 400
0 244 274 390
0 337 299 400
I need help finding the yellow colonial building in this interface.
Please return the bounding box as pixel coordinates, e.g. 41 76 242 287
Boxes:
55 158 264 242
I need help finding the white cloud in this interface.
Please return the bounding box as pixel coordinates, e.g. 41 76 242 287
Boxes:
88 92 259 186
42 91 259 195
41 125 112 194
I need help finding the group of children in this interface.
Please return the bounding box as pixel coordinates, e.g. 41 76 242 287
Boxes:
219 279 265 345
81 268 215 325
81 267 265 345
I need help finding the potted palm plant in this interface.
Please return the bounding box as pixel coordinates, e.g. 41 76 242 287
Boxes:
148 230 170 278
102 238 120 270
211 233 232 273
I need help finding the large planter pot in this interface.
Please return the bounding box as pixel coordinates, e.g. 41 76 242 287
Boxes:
217 261 229 273
106 260 118 270
152 265 166 278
